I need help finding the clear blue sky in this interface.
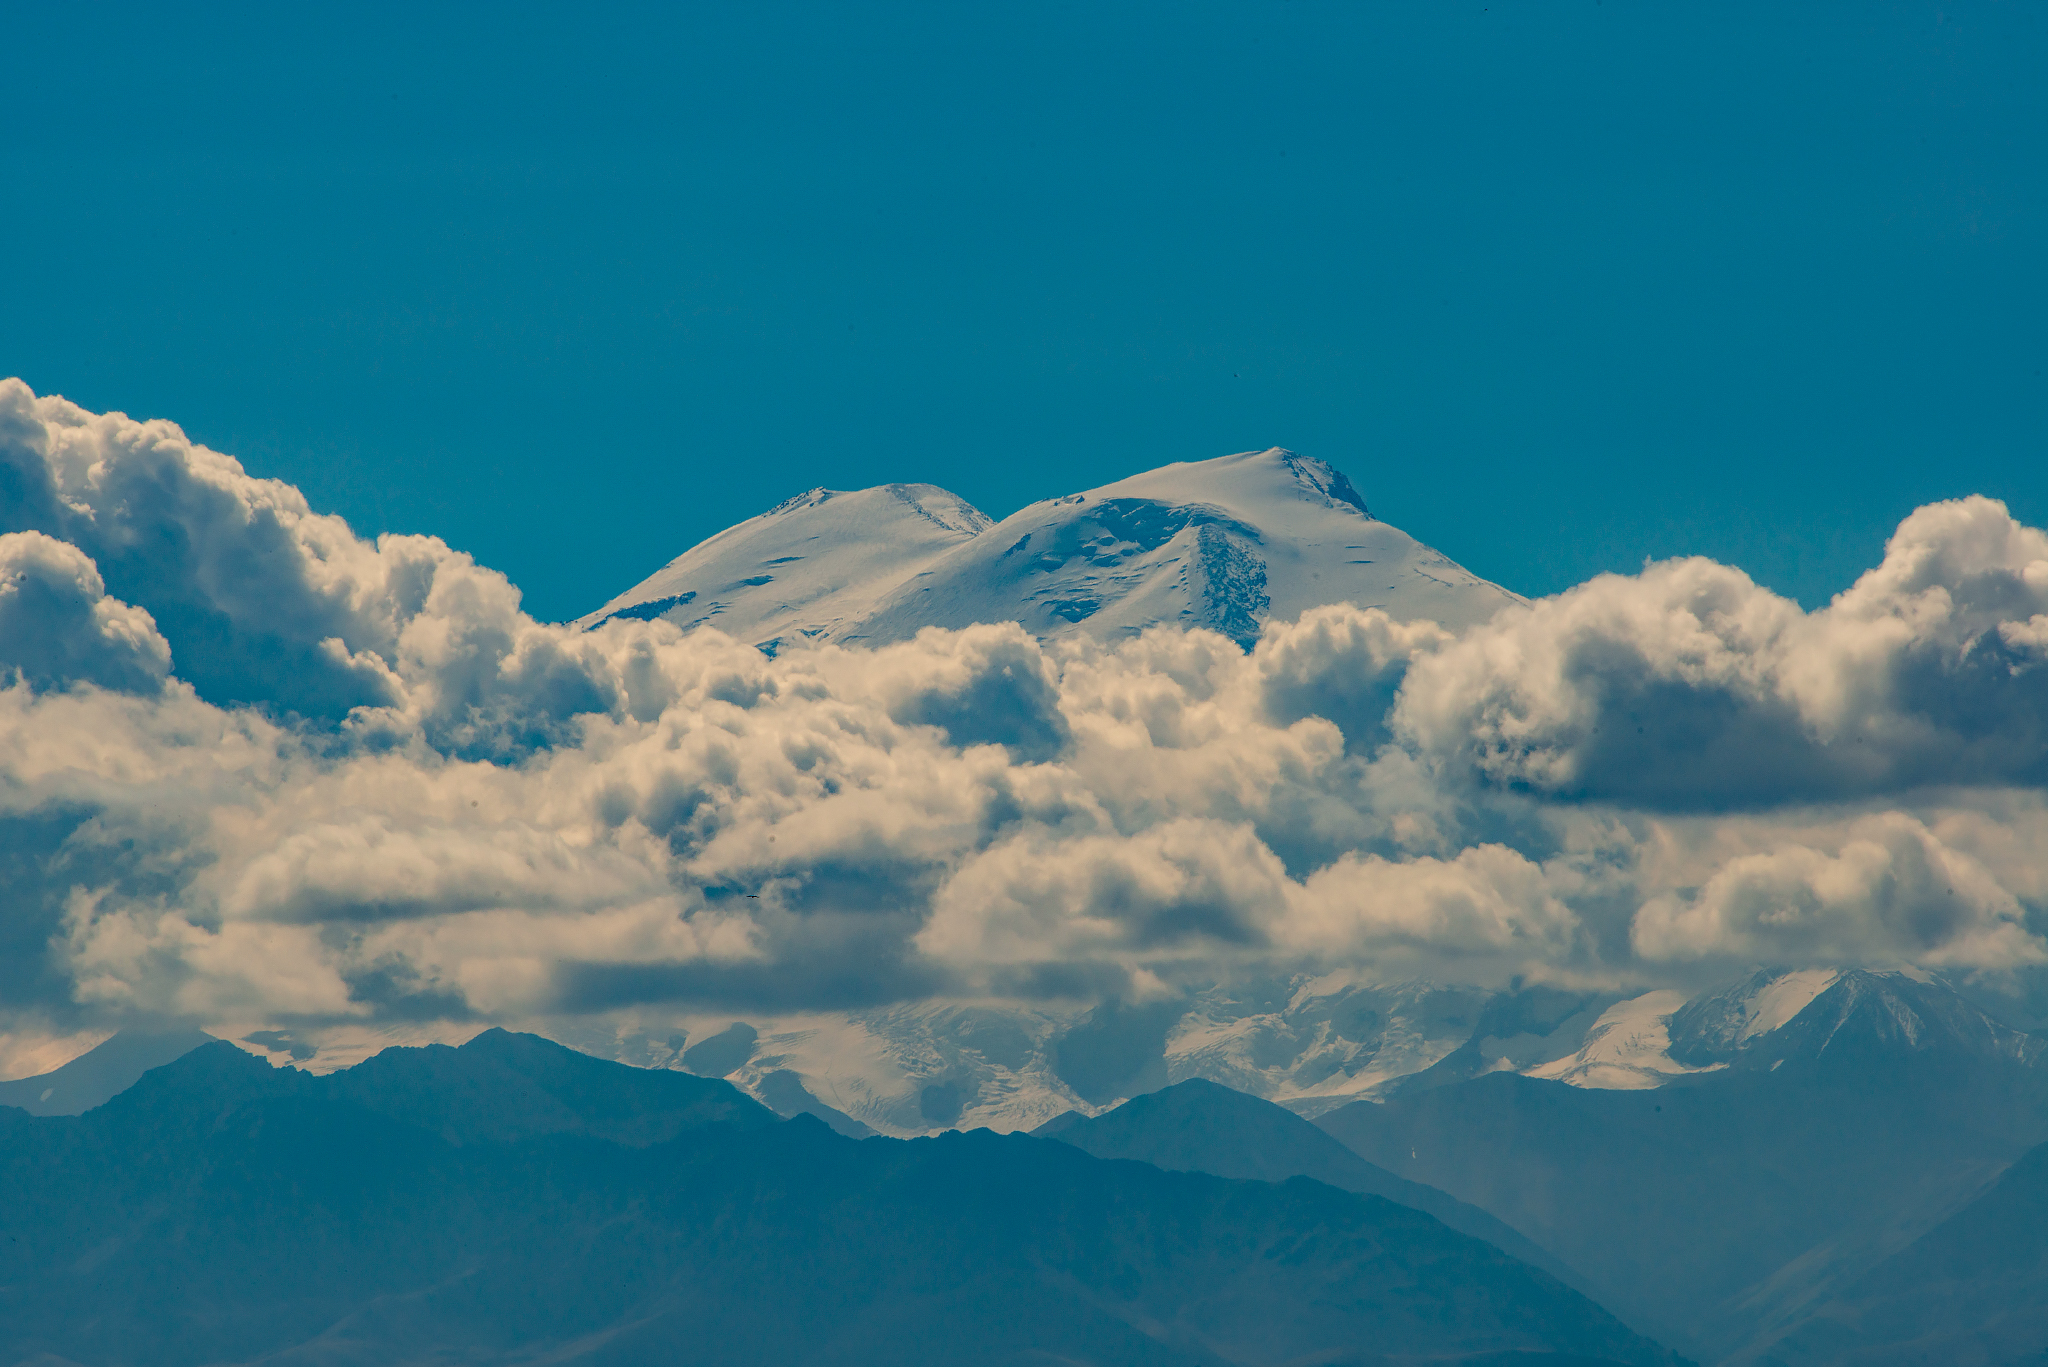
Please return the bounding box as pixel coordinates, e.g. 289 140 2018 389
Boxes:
3 1 2041 623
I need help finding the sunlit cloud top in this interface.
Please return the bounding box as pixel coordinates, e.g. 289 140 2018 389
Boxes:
3 378 2047 1052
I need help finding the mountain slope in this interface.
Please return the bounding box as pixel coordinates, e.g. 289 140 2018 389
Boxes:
0 1036 1682 1367
753 1066 878 1137
848 448 1520 646
574 482 993 649
0 1027 214 1115
1313 970 2048 1362
324 1026 779 1144
1748 1135 2048 1364
579 449 1520 649
1036 1078 1600 1299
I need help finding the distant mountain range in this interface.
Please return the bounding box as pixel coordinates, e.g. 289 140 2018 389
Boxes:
0 1030 1676 1367
11 431 2046 1363
1018 971 2048 1365
575 448 1520 648
11 966 2048 1364
484 969 1963 1143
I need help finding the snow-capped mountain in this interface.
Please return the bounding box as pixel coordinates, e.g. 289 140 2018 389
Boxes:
534 979 1495 1137
574 482 992 649
1663 967 1846 1065
1314 966 2048 1363
1671 965 2047 1074
668 968 2041 1136
580 448 1521 647
1509 966 2046 1093
845 448 1521 645
1161 979 1499 1117
209 965 2041 1140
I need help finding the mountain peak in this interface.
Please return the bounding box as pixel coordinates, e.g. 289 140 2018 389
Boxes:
575 480 994 647
1765 967 2043 1070
320 1028 775 1145
1667 966 2042 1075
1105 446 1372 519
583 448 1519 651
0 1027 217 1116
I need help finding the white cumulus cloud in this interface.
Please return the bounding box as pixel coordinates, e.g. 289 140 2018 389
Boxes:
1394 499 2048 806
0 378 2045 1052
0 531 170 693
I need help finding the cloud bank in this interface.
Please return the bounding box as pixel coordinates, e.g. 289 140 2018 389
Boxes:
2 378 2047 1048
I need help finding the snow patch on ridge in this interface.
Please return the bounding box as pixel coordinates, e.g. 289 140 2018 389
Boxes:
1741 969 1842 1040
1523 990 1726 1089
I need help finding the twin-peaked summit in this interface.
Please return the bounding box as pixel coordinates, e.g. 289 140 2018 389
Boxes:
577 448 1521 650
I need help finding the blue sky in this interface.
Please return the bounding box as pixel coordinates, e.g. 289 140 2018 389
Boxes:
3 1 2041 623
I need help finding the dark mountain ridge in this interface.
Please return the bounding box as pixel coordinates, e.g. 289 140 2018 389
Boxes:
0 1031 1681 1367
1036 1077 1601 1300
0 1026 214 1115
322 1024 778 1144
1747 1132 2048 1364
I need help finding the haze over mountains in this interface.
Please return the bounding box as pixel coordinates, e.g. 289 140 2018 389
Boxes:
1024 967 2048 1364
16 969 2048 1364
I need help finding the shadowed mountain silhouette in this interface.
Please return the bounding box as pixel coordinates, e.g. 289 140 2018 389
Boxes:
1745 1133 2048 1364
1315 970 2048 1363
0 1027 214 1115
1035 1077 1601 1302
0 1034 1682 1367
753 1067 877 1137
323 1026 777 1145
